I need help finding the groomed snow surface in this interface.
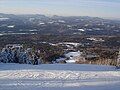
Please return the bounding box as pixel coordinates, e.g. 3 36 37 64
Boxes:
0 63 120 90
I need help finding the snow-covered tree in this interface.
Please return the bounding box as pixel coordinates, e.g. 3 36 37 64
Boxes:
0 44 42 65
0 48 14 63
24 48 42 65
116 50 120 68
18 52 28 64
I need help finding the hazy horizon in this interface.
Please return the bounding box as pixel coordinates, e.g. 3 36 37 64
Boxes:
0 0 120 19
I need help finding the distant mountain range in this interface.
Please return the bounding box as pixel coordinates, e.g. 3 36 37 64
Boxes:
0 13 120 36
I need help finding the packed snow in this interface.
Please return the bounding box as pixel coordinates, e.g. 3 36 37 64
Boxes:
65 51 81 63
7 25 15 28
78 29 85 32
0 18 9 21
55 51 82 63
0 63 120 90
65 51 81 57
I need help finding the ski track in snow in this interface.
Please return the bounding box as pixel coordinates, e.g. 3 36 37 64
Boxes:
0 63 120 90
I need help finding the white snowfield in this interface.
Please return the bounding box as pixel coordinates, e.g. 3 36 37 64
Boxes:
0 63 120 90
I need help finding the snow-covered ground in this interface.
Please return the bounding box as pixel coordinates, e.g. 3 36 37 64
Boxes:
55 51 82 63
65 51 81 63
0 63 120 90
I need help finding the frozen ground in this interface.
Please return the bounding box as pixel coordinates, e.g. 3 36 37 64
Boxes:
0 63 120 90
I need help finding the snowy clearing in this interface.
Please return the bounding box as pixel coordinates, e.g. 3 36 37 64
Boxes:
0 63 120 90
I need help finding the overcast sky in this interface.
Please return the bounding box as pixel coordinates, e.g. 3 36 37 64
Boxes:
0 0 120 18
